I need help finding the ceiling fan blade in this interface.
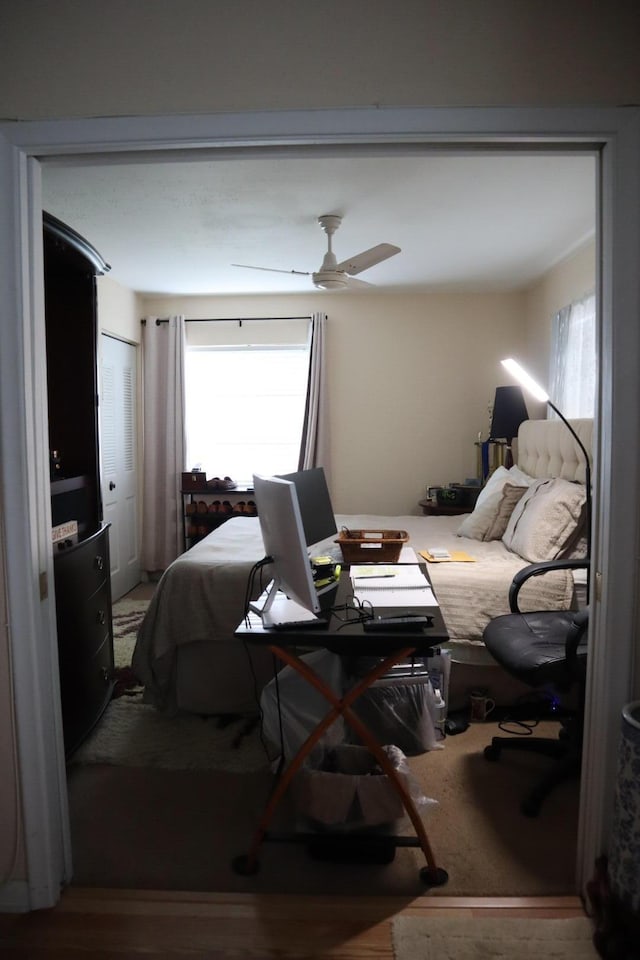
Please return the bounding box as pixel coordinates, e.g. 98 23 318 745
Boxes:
232 263 310 276
345 276 374 289
337 243 401 276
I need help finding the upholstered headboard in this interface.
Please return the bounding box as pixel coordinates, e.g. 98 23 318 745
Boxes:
516 418 593 484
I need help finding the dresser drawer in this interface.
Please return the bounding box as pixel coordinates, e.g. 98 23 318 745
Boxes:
60 635 114 756
56 579 112 661
54 527 109 608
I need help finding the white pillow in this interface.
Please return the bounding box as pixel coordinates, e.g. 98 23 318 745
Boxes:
502 477 587 562
508 464 535 486
457 466 532 541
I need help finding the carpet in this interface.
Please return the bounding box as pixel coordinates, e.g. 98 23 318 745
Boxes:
70 597 272 773
392 916 599 960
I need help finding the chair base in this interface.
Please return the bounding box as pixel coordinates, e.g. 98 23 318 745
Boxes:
484 731 581 817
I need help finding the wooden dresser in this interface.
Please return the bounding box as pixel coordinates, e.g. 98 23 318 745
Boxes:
44 212 114 757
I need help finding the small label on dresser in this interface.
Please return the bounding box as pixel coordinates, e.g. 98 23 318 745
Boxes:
52 520 78 544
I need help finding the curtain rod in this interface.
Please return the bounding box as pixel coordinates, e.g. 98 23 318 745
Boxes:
141 315 312 326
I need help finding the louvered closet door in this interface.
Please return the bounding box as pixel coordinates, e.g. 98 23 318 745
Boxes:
100 334 140 600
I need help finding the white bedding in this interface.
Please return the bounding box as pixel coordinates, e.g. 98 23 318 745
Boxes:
133 511 577 714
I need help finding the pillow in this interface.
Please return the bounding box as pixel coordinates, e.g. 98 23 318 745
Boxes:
484 483 528 540
502 477 587 562
457 466 532 541
508 464 534 486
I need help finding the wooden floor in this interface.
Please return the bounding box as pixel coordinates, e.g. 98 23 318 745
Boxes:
0 889 589 958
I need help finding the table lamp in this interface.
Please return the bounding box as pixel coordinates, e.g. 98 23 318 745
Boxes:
489 385 529 468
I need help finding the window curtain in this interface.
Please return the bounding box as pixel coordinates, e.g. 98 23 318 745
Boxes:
298 312 329 471
549 292 596 418
141 315 186 572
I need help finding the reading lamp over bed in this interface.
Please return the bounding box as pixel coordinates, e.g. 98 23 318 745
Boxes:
501 358 592 596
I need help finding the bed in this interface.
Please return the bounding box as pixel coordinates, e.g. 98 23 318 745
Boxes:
132 418 592 716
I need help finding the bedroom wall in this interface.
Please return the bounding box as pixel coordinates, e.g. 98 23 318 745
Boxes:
97 275 143 346
2 1 639 119
522 238 597 391
142 289 526 514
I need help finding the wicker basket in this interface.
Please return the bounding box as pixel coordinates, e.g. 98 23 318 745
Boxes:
335 528 409 564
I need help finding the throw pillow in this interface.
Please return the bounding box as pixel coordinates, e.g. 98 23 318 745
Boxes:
502 477 587 562
483 483 528 540
457 466 533 542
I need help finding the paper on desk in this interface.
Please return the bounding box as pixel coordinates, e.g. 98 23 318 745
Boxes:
352 564 438 607
350 564 428 589
354 584 438 607
419 549 475 563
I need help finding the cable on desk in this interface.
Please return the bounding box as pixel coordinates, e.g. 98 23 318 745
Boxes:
330 593 374 629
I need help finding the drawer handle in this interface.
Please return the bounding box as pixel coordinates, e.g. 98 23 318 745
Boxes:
100 667 110 683
95 555 104 571
96 609 106 626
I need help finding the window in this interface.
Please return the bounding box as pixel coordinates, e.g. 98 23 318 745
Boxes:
548 292 596 417
185 344 310 482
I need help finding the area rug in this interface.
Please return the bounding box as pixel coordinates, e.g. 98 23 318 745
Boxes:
69 596 272 773
111 598 150 670
392 916 599 960
69 698 271 772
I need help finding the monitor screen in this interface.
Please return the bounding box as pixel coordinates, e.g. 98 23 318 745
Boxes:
251 473 323 626
278 467 337 547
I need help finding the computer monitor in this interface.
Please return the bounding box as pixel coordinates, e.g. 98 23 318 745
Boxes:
250 473 324 627
278 467 337 547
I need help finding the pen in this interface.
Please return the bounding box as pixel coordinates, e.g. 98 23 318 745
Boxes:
354 574 395 579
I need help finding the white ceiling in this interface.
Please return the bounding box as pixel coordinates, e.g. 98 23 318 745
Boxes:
41 150 596 297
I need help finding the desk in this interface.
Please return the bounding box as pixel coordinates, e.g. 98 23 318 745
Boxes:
233 569 449 887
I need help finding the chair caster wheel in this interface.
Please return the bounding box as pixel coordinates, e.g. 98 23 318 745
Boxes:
232 854 260 876
484 744 501 761
420 866 449 887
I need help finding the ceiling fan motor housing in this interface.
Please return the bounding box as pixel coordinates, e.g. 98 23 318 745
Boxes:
312 271 348 290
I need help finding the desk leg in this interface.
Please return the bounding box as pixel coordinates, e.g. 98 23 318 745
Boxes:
234 646 447 887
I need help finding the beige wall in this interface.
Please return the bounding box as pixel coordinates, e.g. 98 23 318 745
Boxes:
97 276 143 345
523 239 597 393
2 1 639 119
143 289 527 513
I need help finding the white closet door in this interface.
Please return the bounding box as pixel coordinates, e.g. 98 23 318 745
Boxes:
100 334 140 601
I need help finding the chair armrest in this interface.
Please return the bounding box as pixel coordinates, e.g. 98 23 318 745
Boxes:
509 559 591 613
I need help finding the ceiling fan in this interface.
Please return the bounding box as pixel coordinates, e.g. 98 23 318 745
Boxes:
232 214 401 290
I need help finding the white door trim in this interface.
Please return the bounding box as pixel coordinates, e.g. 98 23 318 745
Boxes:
1 106 638 909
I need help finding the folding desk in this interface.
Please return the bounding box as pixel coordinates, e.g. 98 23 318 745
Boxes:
233 569 450 887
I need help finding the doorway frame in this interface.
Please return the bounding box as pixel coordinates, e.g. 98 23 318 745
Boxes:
1 106 638 910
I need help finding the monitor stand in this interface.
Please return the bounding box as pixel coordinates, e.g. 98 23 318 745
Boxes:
249 581 322 628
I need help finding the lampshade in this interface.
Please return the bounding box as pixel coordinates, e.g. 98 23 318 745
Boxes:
489 385 529 442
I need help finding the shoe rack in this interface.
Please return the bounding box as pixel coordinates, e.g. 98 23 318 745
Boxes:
181 486 258 551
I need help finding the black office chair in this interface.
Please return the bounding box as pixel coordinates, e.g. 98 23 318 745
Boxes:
482 558 590 817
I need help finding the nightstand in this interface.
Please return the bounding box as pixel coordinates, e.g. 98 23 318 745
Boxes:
419 499 470 517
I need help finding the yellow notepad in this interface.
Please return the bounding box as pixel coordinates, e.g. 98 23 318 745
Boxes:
420 549 476 563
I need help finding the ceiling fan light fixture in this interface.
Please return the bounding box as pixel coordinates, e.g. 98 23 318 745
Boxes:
312 271 348 290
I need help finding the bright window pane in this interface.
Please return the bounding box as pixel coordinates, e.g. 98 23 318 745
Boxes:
185 346 309 482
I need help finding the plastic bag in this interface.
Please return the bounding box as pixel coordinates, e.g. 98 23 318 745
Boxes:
293 742 438 832
260 649 347 763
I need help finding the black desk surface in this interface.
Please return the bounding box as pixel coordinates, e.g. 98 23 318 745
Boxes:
234 567 449 656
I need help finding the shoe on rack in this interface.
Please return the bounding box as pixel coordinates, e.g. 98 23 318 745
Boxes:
221 500 234 514
207 477 222 490
218 476 237 490
233 500 246 514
